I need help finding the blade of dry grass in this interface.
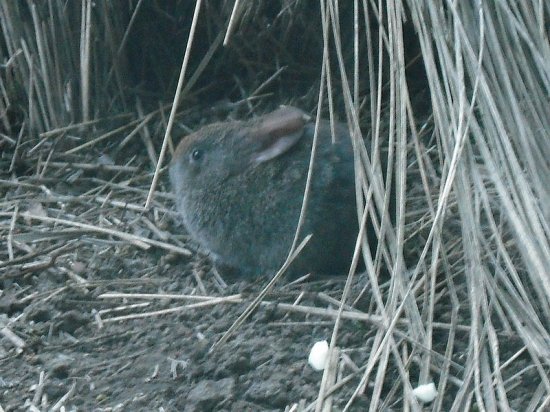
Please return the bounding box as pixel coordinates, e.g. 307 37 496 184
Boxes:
0 212 191 256
145 0 203 209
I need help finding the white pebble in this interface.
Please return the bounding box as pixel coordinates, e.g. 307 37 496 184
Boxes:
308 340 329 371
412 382 437 403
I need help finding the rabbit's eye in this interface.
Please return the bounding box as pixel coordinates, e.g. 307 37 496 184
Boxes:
190 148 203 162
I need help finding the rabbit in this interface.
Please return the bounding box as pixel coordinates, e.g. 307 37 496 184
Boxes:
170 106 368 278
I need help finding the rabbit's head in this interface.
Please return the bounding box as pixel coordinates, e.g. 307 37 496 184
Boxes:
170 106 311 191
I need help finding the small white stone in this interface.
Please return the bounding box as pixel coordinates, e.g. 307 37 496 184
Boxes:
308 340 329 371
412 382 437 403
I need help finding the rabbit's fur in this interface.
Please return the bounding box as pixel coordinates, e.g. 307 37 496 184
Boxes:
170 106 363 277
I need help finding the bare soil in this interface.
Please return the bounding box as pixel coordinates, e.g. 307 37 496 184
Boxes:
1 234 376 410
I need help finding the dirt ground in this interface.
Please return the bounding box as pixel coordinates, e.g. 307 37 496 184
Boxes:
0 210 539 411
0 220 375 411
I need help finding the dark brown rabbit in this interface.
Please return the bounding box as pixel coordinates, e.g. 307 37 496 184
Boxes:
170 106 364 277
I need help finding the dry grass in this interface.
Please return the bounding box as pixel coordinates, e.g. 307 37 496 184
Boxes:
1 0 549 410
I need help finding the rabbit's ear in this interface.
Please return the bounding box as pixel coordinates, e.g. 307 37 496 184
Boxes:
250 106 311 164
